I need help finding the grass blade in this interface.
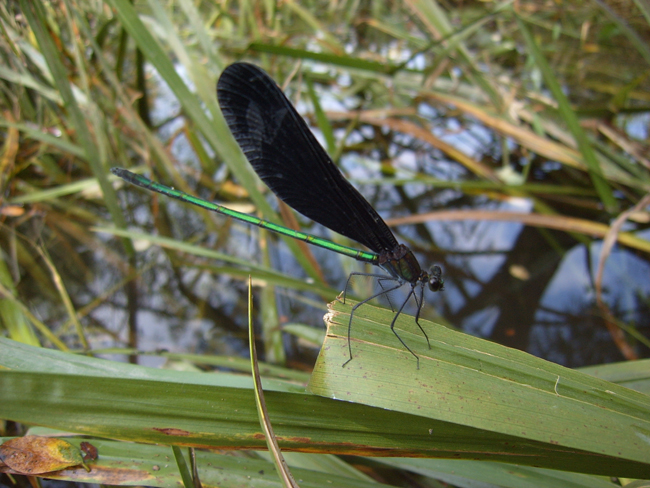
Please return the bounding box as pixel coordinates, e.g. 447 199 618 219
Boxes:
309 300 650 468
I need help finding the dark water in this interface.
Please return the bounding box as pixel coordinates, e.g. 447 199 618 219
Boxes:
65 70 650 370
105 144 650 370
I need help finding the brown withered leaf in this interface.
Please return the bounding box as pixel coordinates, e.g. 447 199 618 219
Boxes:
0 436 89 474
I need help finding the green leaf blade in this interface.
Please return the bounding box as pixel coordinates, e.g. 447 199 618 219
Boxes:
308 300 650 468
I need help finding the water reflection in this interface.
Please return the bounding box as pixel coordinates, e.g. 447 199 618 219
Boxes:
101 69 650 370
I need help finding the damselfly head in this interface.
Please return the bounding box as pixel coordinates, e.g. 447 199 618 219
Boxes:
427 265 444 292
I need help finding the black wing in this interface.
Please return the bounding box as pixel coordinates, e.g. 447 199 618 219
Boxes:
216 62 399 254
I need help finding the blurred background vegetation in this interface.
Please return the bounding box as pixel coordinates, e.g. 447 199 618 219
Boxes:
2 0 650 486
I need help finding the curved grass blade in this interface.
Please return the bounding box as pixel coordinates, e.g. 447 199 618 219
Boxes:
309 300 650 468
248 277 299 487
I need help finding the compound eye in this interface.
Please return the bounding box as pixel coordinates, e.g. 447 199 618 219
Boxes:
428 265 444 292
